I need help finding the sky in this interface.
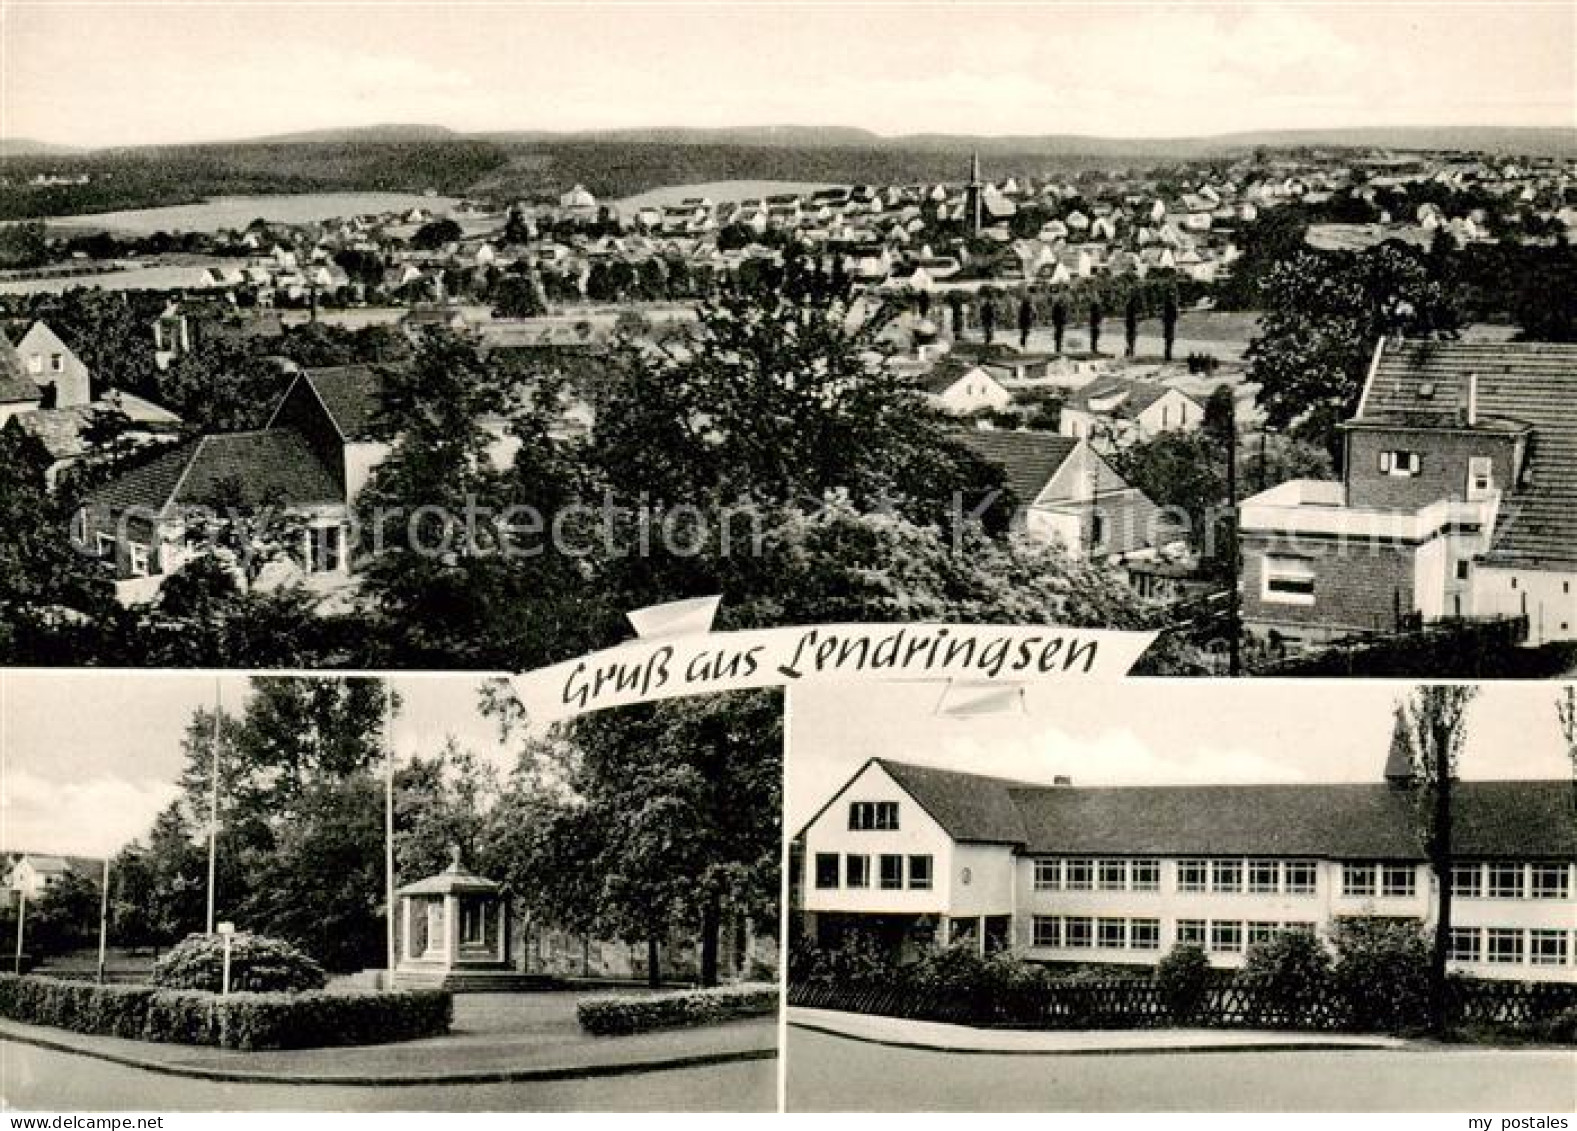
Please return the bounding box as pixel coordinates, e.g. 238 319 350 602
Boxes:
0 671 517 857
785 680 1576 831
1 2 1572 149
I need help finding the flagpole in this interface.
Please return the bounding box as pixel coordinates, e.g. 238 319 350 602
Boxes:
96 856 111 984
205 678 220 935
384 681 397 989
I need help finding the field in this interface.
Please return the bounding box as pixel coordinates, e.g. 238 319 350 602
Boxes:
39 192 462 236
616 180 836 211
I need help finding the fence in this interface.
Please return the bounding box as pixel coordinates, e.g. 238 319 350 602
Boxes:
790 975 1576 1033
1248 616 1531 678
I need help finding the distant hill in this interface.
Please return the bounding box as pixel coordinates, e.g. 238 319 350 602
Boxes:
0 138 83 157
235 123 464 146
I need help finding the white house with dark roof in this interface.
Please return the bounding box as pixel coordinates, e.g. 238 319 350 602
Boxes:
954 429 1167 560
1060 376 1206 446
918 360 1014 415
796 754 1577 982
1239 340 1577 646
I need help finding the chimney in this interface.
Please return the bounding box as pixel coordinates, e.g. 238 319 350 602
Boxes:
1466 372 1479 427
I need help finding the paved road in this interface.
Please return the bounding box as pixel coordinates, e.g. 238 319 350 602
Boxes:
0 1040 776 1112
786 1027 1576 1112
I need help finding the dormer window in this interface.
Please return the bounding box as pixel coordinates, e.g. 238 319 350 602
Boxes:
848 801 899 831
1379 450 1421 477
1417 382 1435 399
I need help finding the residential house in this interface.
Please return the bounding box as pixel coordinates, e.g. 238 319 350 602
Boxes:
1238 340 1577 646
1060 377 1206 446
13 322 91 408
6 854 103 902
795 755 1577 982
6 389 183 488
918 360 1014 415
954 429 1164 559
0 335 44 426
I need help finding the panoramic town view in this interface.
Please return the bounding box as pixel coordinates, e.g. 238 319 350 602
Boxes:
0 0 1573 1118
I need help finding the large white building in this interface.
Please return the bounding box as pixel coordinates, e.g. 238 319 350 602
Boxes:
795 754 1577 983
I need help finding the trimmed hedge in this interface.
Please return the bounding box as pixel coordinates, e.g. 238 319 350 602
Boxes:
577 982 779 1036
0 973 451 1050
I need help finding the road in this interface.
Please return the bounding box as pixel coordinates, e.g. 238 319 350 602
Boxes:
786 1027 1577 1112
0 1040 776 1112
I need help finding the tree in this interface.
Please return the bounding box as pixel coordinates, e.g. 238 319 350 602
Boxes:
1087 300 1103 355
0 220 49 269
159 336 294 432
1161 290 1179 362
1557 686 1577 814
1017 294 1033 349
980 298 996 346
410 218 462 251
1124 292 1140 358
492 274 547 318
1513 236 1577 342
27 870 101 957
1400 685 1479 1036
1051 296 1068 354
1246 245 1460 455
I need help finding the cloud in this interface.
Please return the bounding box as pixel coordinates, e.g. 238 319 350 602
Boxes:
0 768 179 858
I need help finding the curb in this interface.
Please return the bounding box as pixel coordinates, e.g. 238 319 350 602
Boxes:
787 1018 1403 1058
0 1024 778 1087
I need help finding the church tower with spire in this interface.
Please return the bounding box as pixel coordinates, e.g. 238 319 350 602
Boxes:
967 151 984 236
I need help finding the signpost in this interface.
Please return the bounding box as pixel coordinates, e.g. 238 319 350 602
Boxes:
12 891 25 975
217 921 235 996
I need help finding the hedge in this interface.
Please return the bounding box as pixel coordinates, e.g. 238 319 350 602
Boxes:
577 982 779 1036
0 973 451 1050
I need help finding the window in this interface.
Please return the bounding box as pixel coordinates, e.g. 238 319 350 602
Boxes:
1097 918 1126 949
814 853 839 889
307 524 342 573
1131 859 1160 892
49 353 63 373
1285 862 1317 895
26 353 42 374
1065 859 1094 891
1130 919 1160 951
1210 921 1244 954
1211 859 1243 894
907 855 933 891
1379 449 1421 477
1177 919 1206 946
1064 917 1093 948
127 542 151 578
1249 860 1280 894
1283 921 1316 936
879 854 903 890
1263 556 1316 605
1488 863 1524 899
1487 928 1524 965
1034 859 1062 891
1381 864 1417 898
1467 456 1493 499
848 801 899 831
1452 863 1483 898
1529 930 1569 967
1342 864 1377 897
1178 860 1208 893
845 855 870 889
1448 927 1481 963
1033 916 1062 948
460 900 487 946
1530 864 1569 900
1247 922 1279 948
1455 560 1471 582
1099 860 1127 892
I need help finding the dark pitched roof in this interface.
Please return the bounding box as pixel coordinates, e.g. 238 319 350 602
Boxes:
0 335 41 405
874 759 1030 844
1357 340 1577 568
89 430 342 514
1007 779 1573 860
952 429 1079 505
300 366 385 439
856 761 1576 860
918 358 1004 395
1066 375 1191 417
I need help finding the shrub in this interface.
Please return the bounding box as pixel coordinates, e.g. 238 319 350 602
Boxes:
0 973 450 1050
789 933 894 988
1534 1004 1577 1045
1157 942 1211 1024
577 982 778 1036
1331 917 1431 1033
151 933 327 994
1242 930 1334 1027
